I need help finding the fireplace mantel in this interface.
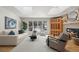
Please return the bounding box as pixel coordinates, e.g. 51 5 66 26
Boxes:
66 28 79 38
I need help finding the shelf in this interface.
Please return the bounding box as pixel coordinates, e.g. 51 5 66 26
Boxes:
51 30 61 31
64 21 79 24
50 17 63 36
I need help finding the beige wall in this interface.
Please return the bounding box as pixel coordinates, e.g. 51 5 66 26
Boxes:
0 7 21 34
63 15 79 32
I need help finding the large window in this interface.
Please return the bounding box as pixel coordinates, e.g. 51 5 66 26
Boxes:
38 21 42 29
43 21 47 30
28 21 47 31
29 21 33 31
34 21 37 28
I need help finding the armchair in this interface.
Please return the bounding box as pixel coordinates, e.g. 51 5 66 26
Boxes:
46 33 69 52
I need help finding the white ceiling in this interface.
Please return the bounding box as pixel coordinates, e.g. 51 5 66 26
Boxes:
2 6 78 17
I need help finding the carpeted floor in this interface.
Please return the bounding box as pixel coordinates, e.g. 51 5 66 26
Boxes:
11 35 56 52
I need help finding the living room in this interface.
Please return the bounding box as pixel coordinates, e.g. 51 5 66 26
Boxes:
0 6 79 52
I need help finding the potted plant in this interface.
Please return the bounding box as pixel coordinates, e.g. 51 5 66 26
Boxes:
19 21 27 34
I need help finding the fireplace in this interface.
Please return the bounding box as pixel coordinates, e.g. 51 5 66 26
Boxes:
66 28 79 38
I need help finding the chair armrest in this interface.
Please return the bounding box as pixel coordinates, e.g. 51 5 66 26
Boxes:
59 40 67 42
49 39 59 44
48 36 58 40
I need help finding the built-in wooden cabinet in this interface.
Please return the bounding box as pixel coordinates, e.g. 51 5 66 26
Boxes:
50 17 63 36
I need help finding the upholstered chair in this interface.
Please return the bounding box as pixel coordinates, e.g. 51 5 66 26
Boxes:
46 33 69 52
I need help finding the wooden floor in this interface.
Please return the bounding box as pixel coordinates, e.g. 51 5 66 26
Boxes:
0 39 79 52
0 46 15 52
66 39 79 52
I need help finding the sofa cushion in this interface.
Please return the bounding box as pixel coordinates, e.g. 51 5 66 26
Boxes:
0 31 3 35
2 31 9 35
8 31 15 35
19 29 24 34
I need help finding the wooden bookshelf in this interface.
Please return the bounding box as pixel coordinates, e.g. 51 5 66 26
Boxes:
50 17 63 36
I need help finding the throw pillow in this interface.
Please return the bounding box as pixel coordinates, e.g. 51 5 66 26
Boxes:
8 31 15 35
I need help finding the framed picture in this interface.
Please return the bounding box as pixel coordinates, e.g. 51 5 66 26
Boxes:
5 16 16 29
68 11 78 21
